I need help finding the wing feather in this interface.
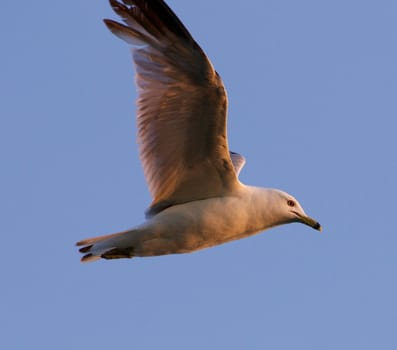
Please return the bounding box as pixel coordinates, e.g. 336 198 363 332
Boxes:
105 0 241 216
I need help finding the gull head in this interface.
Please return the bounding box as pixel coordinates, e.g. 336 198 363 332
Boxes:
266 189 322 231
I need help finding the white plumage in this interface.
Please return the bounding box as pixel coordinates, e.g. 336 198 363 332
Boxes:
76 0 321 262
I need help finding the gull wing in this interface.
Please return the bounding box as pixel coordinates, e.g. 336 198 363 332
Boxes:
229 152 246 177
105 0 241 217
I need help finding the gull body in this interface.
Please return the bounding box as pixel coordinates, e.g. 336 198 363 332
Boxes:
77 0 321 262
79 186 319 262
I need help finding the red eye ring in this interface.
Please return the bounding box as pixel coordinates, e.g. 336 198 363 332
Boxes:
287 200 295 207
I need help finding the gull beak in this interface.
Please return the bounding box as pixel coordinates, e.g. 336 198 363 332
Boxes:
300 215 322 231
293 211 322 231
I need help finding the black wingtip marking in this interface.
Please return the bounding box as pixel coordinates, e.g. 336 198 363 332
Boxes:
81 253 94 262
79 245 93 253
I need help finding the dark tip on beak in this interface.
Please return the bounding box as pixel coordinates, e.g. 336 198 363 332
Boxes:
313 221 322 231
299 214 322 231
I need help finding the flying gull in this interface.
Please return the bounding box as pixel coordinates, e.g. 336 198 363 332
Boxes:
76 0 321 262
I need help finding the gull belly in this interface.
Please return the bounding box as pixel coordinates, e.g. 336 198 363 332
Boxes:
134 187 262 256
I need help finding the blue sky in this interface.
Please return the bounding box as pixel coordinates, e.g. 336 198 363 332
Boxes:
1 0 396 349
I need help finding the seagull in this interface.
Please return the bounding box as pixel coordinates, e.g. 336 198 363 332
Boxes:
76 0 321 262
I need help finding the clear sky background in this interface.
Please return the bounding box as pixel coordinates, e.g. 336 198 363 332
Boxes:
1 0 396 349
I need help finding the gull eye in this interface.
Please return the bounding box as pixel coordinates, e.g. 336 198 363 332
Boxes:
287 200 295 207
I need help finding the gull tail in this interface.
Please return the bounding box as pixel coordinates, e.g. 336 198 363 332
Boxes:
76 229 137 263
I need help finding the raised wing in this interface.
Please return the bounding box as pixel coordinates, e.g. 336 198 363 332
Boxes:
105 0 241 216
230 152 246 177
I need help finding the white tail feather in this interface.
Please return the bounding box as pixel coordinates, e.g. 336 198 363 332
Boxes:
76 229 137 262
